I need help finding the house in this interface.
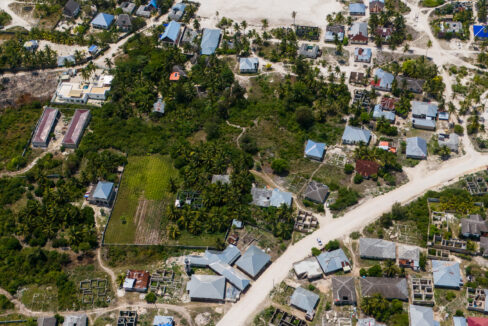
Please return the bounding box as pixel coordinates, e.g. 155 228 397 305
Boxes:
332 277 356 305
251 187 293 207
398 244 420 270
437 133 459 153
350 71 367 85
57 55 75 67
325 25 345 42
91 13 114 29
349 3 366 15
461 214 488 238
439 21 463 37
116 14 132 32
123 270 150 292
209 261 250 291
180 28 199 51
32 107 59 148
53 75 113 104
412 118 436 130
406 137 428 159
298 44 321 59
187 245 241 267
120 2 136 14
373 105 395 122
412 101 438 119
396 76 425 93
438 111 449 120
473 25 488 39
379 97 398 111
360 277 409 301
303 181 329 204
375 27 393 41
152 316 174 326
136 5 151 18
88 45 99 56
359 238 396 260
201 28 221 55
293 257 323 280
342 126 372 145
453 317 467 326
89 181 115 206
168 2 187 21
378 141 396 153
409 304 436 326
63 315 87 326
316 249 351 274
355 160 380 178
432 260 462 289
467 317 488 326
38 317 57 326
63 0 80 18
235 245 271 279
370 0 385 12
24 40 39 51
354 47 372 63
187 275 226 302
304 140 326 161
481 237 488 257
62 109 91 148
159 21 182 45
372 68 394 91
152 98 165 114
211 175 230 184
349 22 368 44
290 287 320 319
239 57 259 73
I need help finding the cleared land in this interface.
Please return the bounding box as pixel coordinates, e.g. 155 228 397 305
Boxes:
105 155 178 245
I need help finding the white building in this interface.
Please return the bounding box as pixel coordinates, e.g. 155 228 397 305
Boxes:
53 74 113 104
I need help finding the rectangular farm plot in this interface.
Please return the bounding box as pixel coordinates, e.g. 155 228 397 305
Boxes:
104 155 178 245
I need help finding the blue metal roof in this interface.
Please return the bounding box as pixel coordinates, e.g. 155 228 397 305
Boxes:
201 28 221 55
209 261 250 291
91 13 114 28
239 57 259 71
342 126 372 144
93 181 114 200
305 140 326 160
317 249 350 274
354 47 372 61
432 260 461 288
453 317 467 326
88 45 98 53
406 137 428 158
160 20 181 42
349 3 366 13
149 0 158 8
172 2 187 11
373 105 395 122
474 25 488 38
290 287 320 313
270 188 293 207
409 305 435 326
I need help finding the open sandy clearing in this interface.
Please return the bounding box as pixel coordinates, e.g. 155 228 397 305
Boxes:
194 0 344 28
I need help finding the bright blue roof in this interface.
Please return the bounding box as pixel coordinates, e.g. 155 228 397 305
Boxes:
474 25 488 38
149 0 158 8
160 20 181 42
88 45 98 52
305 140 326 160
349 3 366 13
201 28 221 55
93 181 114 200
92 13 114 27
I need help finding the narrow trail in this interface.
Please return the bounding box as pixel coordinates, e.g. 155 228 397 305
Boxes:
96 247 116 289
0 152 48 178
225 120 246 149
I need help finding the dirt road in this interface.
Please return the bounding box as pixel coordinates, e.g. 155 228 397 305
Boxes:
218 139 488 325
0 1 34 29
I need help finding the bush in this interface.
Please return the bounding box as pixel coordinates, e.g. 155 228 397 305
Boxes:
367 264 383 277
311 247 321 256
271 158 289 174
325 240 340 251
454 124 464 135
295 107 314 129
354 173 364 184
308 284 316 291
455 310 464 317
359 268 368 277
350 231 361 240
344 163 354 174
446 291 456 301
145 292 157 303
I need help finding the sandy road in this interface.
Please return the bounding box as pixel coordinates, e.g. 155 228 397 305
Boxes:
0 1 34 29
218 139 488 325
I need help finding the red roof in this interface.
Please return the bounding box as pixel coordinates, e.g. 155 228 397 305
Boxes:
33 107 59 145
469 317 488 326
126 270 150 290
169 72 180 81
62 109 90 146
355 159 380 177
380 97 398 110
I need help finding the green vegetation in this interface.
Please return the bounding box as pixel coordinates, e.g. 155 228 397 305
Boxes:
330 187 360 211
0 294 13 311
422 0 444 7
0 10 12 27
361 293 408 325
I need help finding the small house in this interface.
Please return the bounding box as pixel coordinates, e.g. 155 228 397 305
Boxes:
152 97 165 114
187 275 226 302
349 3 366 15
325 25 345 42
354 47 372 63
251 187 293 208
412 118 436 130
432 260 462 289
116 14 132 32
201 28 221 55
461 214 488 238
136 5 151 18
409 305 436 326
168 2 187 21
293 257 323 280
438 133 459 152
63 0 80 18
349 22 368 44
123 270 150 292
412 101 438 119
57 55 75 67
239 57 259 73
235 245 271 279
342 126 372 145
89 181 115 206
359 238 396 260
91 13 114 29
298 44 321 59
372 68 394 91
24 40 39 51
63 315 87 326
152 316 174 326
120 2 136 14
316 249 351 275
88 45 99 56
398 244 420 270
373 105 395 122
332 277 357 305
303 181 329 204
406 137 428 159
290 287 320 320
304 140 326 161
211 174 230 184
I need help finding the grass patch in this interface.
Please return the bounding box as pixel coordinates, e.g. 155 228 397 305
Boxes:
421 0 444 7
105 155 178 244
20 284 58 312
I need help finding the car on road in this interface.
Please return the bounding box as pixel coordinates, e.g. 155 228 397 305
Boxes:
317 238 323 246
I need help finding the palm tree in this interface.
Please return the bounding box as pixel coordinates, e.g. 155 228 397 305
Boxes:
241 20 247 33
291 11 296 26
104 58 112 69
166 224 180 240
426 39 432 56
261 19 268 30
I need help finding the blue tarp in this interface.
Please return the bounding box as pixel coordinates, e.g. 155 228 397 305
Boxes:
474 25 488 38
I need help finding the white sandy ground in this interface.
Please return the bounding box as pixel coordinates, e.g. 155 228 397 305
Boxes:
0 1 35 29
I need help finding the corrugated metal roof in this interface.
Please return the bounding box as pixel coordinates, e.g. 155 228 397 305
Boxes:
359 238 396 259
349 3 366 13
432 260 461 288
406 137 428 158
342 126 372 144
239 57 259 71
412 101 438 118
316 249 350 274
160 20 181 42
290 287 320 313
91 13 114 28
62 109 90 147
305 140 326 160
209 261 250 291
201 29 221 55
270 188 293 207
373 105 395 122
332 276 356 304
409 305 435 326
235 245 270 278
360 277 409 300
187 275 225 300
93 181 114 200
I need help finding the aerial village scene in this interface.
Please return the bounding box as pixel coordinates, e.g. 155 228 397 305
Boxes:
5 0 488 325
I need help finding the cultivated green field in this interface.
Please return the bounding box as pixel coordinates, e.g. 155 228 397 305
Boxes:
104 155 178 244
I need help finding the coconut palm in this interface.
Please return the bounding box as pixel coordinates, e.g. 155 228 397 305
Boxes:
291 11 296 26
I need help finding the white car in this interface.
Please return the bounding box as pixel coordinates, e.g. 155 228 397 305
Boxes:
317 238 323 247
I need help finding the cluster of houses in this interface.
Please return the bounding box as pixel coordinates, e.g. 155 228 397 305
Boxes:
38 312 177 326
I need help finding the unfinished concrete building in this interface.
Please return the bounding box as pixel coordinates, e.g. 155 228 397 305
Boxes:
467 288 488 313
411 278 434 306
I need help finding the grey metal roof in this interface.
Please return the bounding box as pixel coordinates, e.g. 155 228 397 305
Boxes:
349 3 366 13
270 188 293 207
406 137 428 159
187 275 225 301
461 214 488 236
438 134 459 152
201 29 221 55
239 57 259 71
117 14 132 28
355 47 372 62
290 287 320 313
432 260 461 288
63 315 87 326
38 317 57 326
397 244 420 261
332 276 356 304
93 181 114 200
188 244 241 267
481 237 488 256
212 174 230 184
298 44 320 59
359 238 396 259
293 257 323 280
453 317 467 326
357 319 386 326
342 126 371 144
373 105 395 122
64 0 80 16
57 55 75 67
412 101 438 118
360 277 409 301
209 261 250 291
168 2 186 21
374 68 394 90
303 181 329 203
409 304 435 326
251 187 292 207
412 118 436 129
317 249 350 274
350 22 368 37
235 245 271 278
395 76 425 92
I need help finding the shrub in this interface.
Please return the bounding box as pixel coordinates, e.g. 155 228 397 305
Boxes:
311 247 321 256
454 124 464 135
344 163 354 174
446 291 456 301
325 240 340 251
295 107 314 129
455 310 464 317
271 158 289 174
350 231 361 240
354 173 364 184
145 292 157 303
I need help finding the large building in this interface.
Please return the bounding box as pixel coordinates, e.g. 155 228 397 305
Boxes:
360 277 409 301
359 238 396 260
53 75 113 105
187 275 226 302
235 245 271 279
32 107 60 148
89 181 115 207
62 109 91 148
